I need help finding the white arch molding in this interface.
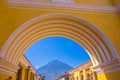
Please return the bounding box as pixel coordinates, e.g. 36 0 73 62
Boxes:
0 13 120 75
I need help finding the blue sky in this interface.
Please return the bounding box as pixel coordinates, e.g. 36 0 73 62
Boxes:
24 36 90 69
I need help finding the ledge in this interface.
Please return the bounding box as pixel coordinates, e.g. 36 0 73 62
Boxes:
93 59 120 74
4 0 117 12
0 57 19 75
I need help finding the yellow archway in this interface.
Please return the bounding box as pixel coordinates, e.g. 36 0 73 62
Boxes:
0 13 120 79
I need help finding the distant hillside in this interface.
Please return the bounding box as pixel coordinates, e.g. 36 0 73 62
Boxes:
36 60 73 80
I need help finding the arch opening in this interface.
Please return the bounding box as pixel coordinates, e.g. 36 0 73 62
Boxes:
24 36 92 80
24 36 91 68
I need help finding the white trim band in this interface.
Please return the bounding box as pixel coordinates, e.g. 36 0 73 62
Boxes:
93 59 120 74
5 0 117 12
0 57 19 75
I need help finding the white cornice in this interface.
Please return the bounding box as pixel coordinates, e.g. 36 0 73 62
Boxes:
52 0 74 3
20 56 36 73
5 0 117 12
69 61 92 73
0 57 19 75
93 59 120 74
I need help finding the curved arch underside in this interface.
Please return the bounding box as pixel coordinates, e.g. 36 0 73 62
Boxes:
0 13 119 69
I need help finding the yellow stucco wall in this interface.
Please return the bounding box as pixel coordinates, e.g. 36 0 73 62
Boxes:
0 74 9 80
113 0 120 5
0 73 16 80
98 71 120 80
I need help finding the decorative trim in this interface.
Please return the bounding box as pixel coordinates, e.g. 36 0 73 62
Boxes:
93 59 120 74
4 0 117 12
0 57 19 75
20 56 36 73
69 60 92 73
52 0 74 3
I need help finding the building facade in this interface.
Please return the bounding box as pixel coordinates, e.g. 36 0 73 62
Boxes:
69 61 97 80
56 61 97 80
16 56 36 80
0 0 120 80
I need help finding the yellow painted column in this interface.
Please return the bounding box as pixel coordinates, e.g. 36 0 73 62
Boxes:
80 71 84 80
83 69 86 80
25 68 30 80
21 67 26 80
31 72 33 80
33 73 35 80
28 71 34 80
29 71 31 80
28 70 31 80
75 71 80 80
30 72 33 80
